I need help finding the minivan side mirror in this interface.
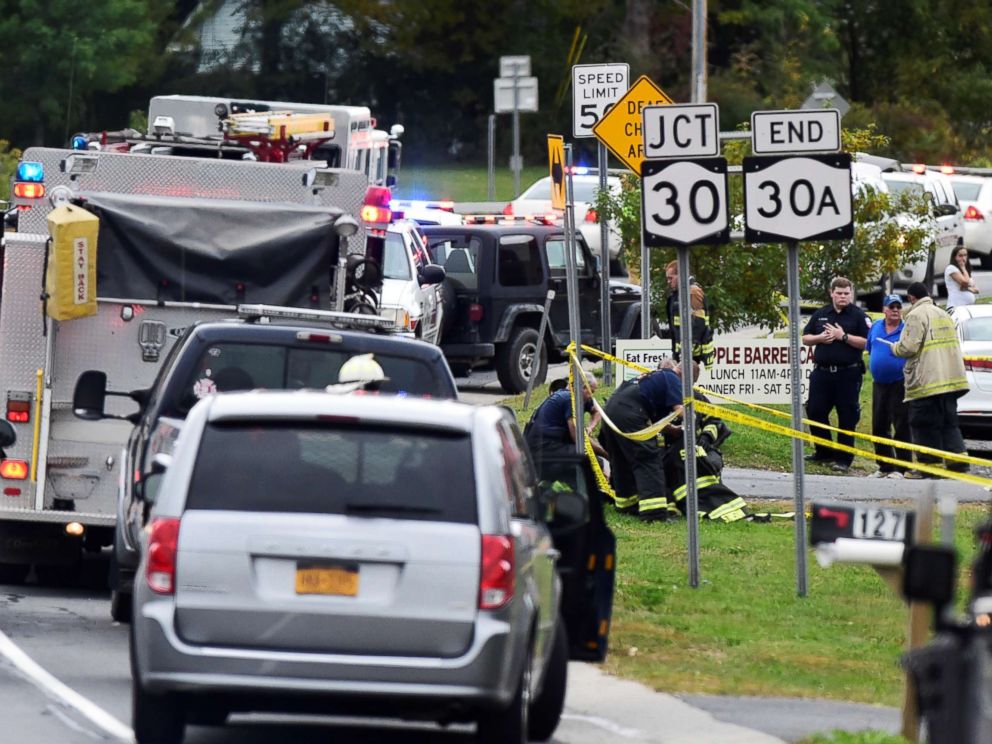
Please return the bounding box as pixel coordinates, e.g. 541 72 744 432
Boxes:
419 264 446 285
903 544 956 608
0 420 16 449
934 203 959 218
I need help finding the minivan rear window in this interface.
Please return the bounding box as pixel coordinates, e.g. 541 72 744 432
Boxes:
168 342 448 415
185 422 477 523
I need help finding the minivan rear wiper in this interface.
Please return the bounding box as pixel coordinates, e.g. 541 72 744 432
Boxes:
345 503 440 515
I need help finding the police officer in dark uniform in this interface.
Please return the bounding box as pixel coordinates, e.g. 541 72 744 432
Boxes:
801 277 870 472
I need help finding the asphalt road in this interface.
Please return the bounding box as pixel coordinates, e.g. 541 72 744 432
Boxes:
0 558 790 744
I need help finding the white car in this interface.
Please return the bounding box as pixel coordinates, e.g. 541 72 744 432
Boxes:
380 220 446 344
506 170 624 273
950 174 992 267
391 199 464 226
882 169 964 289
952 304 992 440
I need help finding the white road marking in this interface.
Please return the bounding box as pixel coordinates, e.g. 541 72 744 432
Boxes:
562 712 643 737
0 627 134 742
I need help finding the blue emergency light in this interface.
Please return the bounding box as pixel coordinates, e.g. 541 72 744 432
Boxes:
15 162 44 182
71 135 88 151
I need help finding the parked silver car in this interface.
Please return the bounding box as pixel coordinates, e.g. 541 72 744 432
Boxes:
130 391 604 744
952 304 992 439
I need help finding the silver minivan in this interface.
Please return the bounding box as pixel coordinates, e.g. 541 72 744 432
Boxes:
130 391 602 744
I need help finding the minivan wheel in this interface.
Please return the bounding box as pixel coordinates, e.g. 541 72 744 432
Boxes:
496 326 547 394
132 674 186 744
477 644 532 744
528 618 569 741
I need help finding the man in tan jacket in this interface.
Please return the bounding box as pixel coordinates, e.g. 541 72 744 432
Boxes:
890 282 969 478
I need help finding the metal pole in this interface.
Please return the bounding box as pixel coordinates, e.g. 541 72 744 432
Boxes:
786 240 808 597
691 0 708 103
678 248 699 587
487 115 496 201
564 144 585 455
523 289 556 410
598 143 613 386
512 66 521 198
639 224 651 339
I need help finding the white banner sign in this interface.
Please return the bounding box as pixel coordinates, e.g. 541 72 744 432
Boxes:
613 337 815 405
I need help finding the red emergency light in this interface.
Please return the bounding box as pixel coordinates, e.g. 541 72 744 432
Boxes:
13 182 45 199
6 398 30 423
0 460 29 480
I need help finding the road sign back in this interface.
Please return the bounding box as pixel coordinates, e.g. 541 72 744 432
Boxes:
592 75 673 175
547 134 565 210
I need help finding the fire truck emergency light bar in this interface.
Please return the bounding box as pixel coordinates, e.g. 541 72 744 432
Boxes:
237 304 394 331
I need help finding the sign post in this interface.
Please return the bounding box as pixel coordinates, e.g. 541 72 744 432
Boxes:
564 143 584 455
640 101 729 589
572 63 629 387
592 75 674 339
495 55 538 197
743 108 852 597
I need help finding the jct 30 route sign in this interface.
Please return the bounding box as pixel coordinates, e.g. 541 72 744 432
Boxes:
743 153 853 243
642 158 730 247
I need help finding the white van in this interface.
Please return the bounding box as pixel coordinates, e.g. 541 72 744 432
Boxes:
882 169 964 289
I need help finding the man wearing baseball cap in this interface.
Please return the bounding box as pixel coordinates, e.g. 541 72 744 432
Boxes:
865 294 912 477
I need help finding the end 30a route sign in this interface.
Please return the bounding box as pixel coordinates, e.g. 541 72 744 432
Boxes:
743 152 853 243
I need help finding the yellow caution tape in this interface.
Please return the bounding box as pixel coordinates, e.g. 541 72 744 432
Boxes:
697 381 990 470
694 398 992 487
569 342 992 487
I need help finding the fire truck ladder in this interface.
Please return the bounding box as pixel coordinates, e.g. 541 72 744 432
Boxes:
222 111 336 163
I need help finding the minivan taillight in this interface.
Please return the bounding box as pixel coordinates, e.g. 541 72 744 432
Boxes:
146 517 180 595
479 534 514 609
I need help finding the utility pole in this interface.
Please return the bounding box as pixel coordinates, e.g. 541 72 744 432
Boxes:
691 0 707 103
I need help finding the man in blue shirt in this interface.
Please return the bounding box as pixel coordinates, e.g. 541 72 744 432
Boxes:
525 378 606 462
865 293 912 477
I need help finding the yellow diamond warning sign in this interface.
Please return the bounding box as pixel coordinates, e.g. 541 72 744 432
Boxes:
592 75 674 175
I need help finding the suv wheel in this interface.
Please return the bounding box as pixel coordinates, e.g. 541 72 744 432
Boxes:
528 617 568 741
496 327 547 394
477 642 531 744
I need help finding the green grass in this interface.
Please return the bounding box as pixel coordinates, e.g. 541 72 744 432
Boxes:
798 733 910 744
600 502 987 706
393 163 547 202
508 382 991 708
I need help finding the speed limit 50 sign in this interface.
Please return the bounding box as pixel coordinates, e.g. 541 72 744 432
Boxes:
743 153 853 243
641 158 730 247
572 63 629 138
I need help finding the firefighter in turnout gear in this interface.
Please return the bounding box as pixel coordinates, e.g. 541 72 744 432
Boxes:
599 366 686 522
662 400 748 522
664 261 715 369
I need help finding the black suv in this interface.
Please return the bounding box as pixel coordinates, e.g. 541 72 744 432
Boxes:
422 225 642 393
72 320 457 623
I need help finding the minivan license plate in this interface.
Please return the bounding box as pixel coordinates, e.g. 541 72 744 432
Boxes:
295 563 359 596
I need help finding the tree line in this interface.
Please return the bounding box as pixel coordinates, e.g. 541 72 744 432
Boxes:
1 0 990 166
